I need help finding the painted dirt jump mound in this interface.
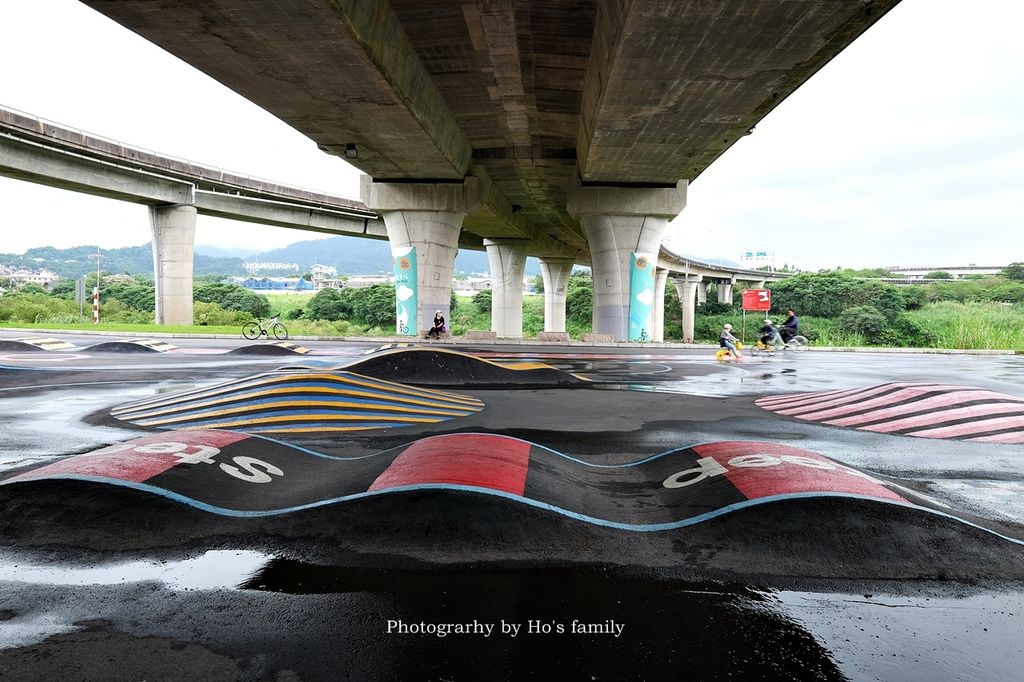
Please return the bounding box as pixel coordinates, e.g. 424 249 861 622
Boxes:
756 382 1024 444
3 431 1018 542
110 369 484 434
342 347 588 387
229 342 309 356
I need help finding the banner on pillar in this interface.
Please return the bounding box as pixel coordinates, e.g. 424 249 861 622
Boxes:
628 253 655 342
393 246 418 336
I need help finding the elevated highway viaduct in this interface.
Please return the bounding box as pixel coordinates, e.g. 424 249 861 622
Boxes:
1 105 781 341
77 0 894 340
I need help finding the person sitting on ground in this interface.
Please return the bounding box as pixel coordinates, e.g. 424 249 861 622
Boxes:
427 310 446 339
780 309 800 343
759 319 783 349
720 323 741 359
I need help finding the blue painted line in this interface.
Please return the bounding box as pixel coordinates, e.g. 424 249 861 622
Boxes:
7 475 1022 546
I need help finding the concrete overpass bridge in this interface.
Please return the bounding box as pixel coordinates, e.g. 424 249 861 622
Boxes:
1 105 782 340
57 0 895 341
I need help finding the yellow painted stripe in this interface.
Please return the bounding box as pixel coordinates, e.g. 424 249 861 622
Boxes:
126 399 475 426
113 371 481 414
150 413 442 430
17 338 76 350
370 347 554 372
115 384 481 420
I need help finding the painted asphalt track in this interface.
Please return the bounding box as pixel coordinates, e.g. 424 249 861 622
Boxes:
0 332 1023 680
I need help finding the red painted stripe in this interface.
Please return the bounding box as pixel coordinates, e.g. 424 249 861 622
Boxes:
368 434 530 495
4 430 249 484
770 383 919 415
781 385 969 420
826 392 1021 427
906 415 1024 439
966 432 1024 444
857 402 1024 433
692 441 904 502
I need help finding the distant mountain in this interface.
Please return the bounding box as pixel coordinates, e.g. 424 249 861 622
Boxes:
251 235 541 276
0 244 246 279
0 234 543 280
195 244 255 260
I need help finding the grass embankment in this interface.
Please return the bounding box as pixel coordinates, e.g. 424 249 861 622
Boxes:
696 302 1024 351
3 291 1021 350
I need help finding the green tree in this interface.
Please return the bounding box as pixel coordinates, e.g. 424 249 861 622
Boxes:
194 283 270 317
565 273 593 325
306 287 353 321
530 274 544 294
1003 262 1024 282
926 271 953 280
473 289 492 314
350 284 395 328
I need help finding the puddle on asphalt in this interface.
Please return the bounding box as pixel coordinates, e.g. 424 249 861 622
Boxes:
775 588 1024 681
0 550 269 591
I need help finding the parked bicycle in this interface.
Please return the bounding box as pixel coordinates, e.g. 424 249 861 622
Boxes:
242 314 288 341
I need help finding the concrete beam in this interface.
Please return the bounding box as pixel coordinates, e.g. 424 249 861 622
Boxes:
485 238 529 338
568 175 686 341
673 275 702 344
539 258 574 334
150 205 196 326
0 134 192 205
193 191 387 239
361 176 479 335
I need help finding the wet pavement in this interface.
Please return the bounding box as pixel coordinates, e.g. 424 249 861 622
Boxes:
0 330 1022 680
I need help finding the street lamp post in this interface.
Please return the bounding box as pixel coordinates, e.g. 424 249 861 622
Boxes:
87 248 102 324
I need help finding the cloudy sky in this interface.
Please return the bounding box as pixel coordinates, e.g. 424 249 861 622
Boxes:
0 0 1021 270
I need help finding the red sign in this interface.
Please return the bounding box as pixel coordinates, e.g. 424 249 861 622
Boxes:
742 288 771 311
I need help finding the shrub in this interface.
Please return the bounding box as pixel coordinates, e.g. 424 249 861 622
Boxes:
194 283 270 317
193 301 244 326
838 305 888 344
473 289 492 314
306 287 353 321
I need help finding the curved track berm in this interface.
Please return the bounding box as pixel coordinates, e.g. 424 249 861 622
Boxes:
2 431 1021 579
341 347 588 387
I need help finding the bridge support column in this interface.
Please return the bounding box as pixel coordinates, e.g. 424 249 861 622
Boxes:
697 282 707 305
149 204 196 326
361 177 479 335
567 177 686 341
485 239 528 338
718 277 736 305
653 268 669 342
539 258 574 333
674 275 702 344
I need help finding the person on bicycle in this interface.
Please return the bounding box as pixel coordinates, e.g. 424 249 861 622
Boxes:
759 319 783 348
427 310 447 339
780 309 800 343
720 323 741 359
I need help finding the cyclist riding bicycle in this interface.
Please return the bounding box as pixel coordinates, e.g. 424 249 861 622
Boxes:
780 309 800 343
759 319 784 348
720 323 741 359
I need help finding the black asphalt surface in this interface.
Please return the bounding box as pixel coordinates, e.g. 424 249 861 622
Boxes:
0 330 1022 680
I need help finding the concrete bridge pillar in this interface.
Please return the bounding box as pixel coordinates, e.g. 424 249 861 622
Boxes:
539 258 574 333
718 277 736 305
567 177 686 341
361 176 479 335
149 204 196 326
485 239 528 338
653 268 669 342
674 275 702 344
697 281 708 305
